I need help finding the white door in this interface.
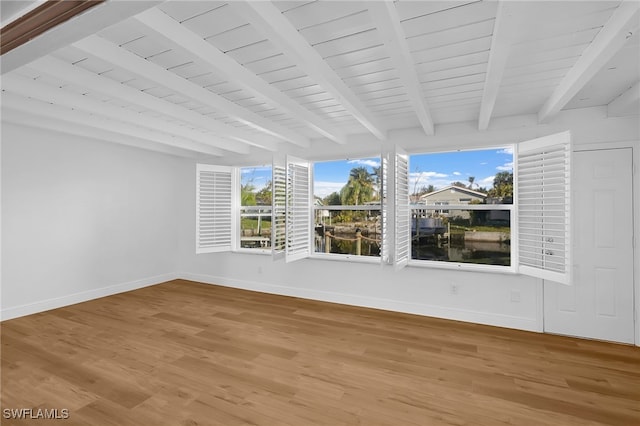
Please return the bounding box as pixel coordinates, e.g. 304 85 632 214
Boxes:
544 148 635 344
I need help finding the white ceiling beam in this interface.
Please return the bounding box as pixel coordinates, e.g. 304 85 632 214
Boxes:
368 1 434 136
73 35 309 149
607 80 640 116
30 56 262 154
2 73 235 155
478 2 521 130
1 0 164 75
234 1 387 140
135 8 347 145
2 91 224 157
538 0 640 123
2 109 203 159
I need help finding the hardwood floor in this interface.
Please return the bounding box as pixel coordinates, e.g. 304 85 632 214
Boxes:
2 279 639 425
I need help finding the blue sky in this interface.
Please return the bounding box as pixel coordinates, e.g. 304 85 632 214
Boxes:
314 147 513 198
240 146 514 199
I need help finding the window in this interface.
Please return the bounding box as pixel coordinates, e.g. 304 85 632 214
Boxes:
238 166 272 252
408 148 514 269
395 131 571 284
195 132 570 284
313 157 382 259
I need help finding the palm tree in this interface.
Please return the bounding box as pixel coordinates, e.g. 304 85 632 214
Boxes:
341 167 374 206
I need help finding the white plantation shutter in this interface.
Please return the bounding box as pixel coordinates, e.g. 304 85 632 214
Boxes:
286 156 311 262
272 157 287 260
395 147 410 270
517 131 571 285
196 164 235 253
380 153 390 265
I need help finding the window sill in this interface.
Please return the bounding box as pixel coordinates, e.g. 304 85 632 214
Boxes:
310 253 381 264
408 259 516 274
233 248 271 256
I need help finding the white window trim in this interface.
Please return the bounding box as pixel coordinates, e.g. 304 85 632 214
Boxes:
235 166 272 255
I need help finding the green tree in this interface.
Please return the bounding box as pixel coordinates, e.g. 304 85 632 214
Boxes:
451 181 467 188
340 166 374 206
323 192 341 205
255 181 272 205
468 176 475 189
487 171 513 200
241 182 256 206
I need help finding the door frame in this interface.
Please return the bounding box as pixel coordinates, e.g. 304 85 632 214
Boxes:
542 140 637 345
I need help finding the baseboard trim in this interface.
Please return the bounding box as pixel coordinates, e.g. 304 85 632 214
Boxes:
179 272 539 332
0 272 179 321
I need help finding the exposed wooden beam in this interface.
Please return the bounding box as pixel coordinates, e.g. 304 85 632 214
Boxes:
478 1 520 130
2 91 224 157
2 73 237 155
30 56 264 154
2 109 204 159
1 0 105 55
73 35 308 149
1 0 163 74
368 1 434 136
234 0 387 140
135 8 346 145
538 0 640 123
607 80 640 116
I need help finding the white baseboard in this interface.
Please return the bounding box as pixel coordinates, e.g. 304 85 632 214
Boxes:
0 272 179 321
179 272 540 332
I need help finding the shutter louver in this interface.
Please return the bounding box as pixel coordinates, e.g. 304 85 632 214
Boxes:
272 159 287 260
380 153 390 265
517 131 571 284
286 156 311 262
196 164 234 253
395 147 410 270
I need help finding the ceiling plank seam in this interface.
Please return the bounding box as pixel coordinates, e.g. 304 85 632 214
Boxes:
538 0 640 123
234 0 388 141
368 0 435 136
134 8 343 144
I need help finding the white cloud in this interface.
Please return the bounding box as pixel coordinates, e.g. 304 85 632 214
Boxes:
496 161 514 171
479 175 495 186
409 171 450 192
453 171 461 176
496 147 514 155
480 162 488 165
313 181 346 198
347 159 380 168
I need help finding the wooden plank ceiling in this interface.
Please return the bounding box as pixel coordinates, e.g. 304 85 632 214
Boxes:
1 0 639 159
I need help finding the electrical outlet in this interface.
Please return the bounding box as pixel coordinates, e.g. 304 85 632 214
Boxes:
510 290 521 303
450 284 459 295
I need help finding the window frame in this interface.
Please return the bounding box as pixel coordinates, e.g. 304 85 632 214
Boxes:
195 131 570 285
310 154 384 264
404 145 515 273
235 165 273 256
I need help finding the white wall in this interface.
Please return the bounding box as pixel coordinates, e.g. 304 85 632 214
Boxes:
1 124 183 319
1 107 637 338
178 107 639 333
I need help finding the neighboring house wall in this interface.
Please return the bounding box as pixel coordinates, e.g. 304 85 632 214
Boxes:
420 186 486 219
420 187 485 205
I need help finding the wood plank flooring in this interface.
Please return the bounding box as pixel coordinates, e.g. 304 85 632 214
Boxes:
2 279 639 425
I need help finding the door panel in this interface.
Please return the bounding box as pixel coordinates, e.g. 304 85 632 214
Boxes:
544 148 634 344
